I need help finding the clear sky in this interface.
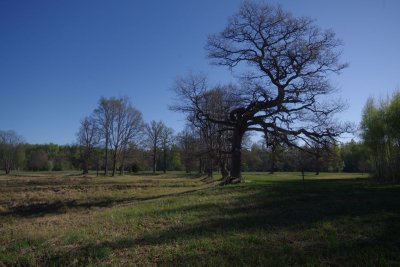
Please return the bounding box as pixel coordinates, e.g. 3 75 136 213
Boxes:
1 0 399 144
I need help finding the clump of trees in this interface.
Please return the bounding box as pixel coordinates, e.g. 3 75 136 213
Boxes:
0 130 24 174
361 91 400 181
77 97 178 176
144 120 174 174
78 96 144 176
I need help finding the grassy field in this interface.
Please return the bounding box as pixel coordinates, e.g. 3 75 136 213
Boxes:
1 171 399 266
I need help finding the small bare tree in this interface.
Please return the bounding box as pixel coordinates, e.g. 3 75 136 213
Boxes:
77 116 100 174
176 126 200 174
145 120 164 173
160 126 174 173
94 97 116 175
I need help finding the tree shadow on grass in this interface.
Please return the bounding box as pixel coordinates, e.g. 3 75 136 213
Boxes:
41 178 400 265
134 182 400 244
0 185 213 218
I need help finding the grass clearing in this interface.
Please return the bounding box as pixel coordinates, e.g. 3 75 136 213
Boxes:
1 171 399 266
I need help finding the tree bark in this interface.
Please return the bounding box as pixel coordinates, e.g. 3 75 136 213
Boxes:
229 128 245 181
220 160 229 179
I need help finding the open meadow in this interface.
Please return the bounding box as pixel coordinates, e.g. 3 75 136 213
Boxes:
1 172 400 266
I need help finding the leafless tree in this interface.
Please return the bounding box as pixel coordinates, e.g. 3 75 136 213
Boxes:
173 81 234 179
109 97 144 176
77 116 100 174
0 130 24 174
94 97 116 175
264 130 284 174
93 96 143 176
176 126 200 174
160 126 174 173
174 2 350 183
145 120 164 173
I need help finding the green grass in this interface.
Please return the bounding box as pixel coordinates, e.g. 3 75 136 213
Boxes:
1 171 399 266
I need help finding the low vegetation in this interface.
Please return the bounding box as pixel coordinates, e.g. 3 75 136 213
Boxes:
1 172 399 266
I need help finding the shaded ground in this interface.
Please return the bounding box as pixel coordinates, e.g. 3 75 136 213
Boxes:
0 172 399 266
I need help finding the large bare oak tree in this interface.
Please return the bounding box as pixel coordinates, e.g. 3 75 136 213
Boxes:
174 2 350 183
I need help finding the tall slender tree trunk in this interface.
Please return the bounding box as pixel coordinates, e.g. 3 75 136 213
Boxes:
96 157 99 177
152 145 157 173
163 148 167 174
120 151 125 176
209 160 213 178
206 155 213 178
5 163 10 175
104 136 109 175
82 150 89 174
112 149 117 177
198 156 204 174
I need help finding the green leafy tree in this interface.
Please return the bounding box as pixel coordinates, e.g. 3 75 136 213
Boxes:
361 91 400 181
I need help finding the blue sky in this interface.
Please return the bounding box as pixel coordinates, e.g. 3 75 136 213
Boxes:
0 0 399 144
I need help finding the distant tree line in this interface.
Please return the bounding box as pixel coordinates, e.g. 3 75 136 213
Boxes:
0 124 369 176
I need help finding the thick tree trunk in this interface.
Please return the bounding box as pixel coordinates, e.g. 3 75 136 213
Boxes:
221 128 244 185
220 160 229 179
230 129 244 180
